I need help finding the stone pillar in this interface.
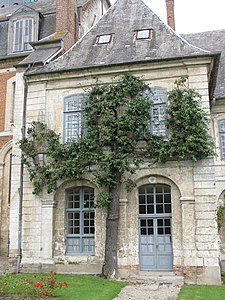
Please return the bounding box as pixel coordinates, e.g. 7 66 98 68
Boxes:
40 191 55 271
180 196 203 283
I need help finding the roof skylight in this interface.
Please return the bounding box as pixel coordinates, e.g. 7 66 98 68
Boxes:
136 29 152 40
96 34 112 45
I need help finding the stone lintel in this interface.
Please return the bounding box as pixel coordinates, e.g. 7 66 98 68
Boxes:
180 196 195 203
120 198 128 204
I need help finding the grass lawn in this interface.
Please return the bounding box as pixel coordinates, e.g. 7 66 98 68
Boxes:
178 283 225 300
0 273 127 299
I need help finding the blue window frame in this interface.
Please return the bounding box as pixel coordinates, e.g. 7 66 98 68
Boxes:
219 119 225 160
63 93 87 142
66 186 95 255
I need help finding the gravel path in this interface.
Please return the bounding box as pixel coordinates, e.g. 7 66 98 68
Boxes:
114 282 181 300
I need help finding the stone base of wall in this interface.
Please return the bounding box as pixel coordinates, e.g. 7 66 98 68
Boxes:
220 260 225 275
174 265 221 285
7 259 222 286
20 260 102 275
0 256 17 274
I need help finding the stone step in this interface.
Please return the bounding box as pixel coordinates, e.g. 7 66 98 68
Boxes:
124 272 184 286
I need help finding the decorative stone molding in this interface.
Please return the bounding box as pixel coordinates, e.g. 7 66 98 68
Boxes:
180 196 195 203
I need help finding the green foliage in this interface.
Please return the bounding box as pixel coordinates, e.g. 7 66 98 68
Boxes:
167 77 214 161
217 205 225 230
0 273 126 299
178 284 225 300
19 74 214 206
0 272 68 298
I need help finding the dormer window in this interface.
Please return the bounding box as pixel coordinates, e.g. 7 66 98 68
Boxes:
96 34 112 45
136 29 152 40
13 18 33 52
7 8 39 54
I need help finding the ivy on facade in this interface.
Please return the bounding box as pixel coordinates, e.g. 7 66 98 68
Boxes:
19 74 214 206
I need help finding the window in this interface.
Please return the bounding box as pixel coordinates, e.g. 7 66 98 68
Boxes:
63 93 87 142
145 87 167 136
66 187 95 255
13 18 33 52
139 185 171 215
136 29 153 40
219 119 225 160
7 9 39 54
96 34 112 44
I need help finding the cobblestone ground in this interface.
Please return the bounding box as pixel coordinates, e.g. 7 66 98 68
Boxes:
114 283 181 300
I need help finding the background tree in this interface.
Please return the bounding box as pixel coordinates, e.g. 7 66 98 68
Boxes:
19 74 214 278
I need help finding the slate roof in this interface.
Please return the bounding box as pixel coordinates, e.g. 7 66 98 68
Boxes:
182 30 225 99
33 0 217 76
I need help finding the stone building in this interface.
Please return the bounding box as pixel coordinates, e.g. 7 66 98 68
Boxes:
0 0 110 270
1 0 225 285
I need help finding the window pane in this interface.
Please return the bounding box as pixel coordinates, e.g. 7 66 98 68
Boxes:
147 194 154 203
147 205 154 214
139 205 146 214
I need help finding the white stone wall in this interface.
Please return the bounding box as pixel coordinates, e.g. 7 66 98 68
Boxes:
8 58 221 283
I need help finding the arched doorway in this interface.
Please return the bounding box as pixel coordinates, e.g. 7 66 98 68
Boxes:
138 184 172 271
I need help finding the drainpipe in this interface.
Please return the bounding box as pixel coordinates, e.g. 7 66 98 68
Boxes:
16 65 30 273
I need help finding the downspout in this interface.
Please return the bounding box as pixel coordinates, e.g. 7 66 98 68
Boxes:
16 65 31 273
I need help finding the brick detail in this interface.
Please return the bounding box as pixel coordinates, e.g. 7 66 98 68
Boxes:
0 136 12 150
166 0 175 31
0 72 16 131
174 265 204 284
56 0 79 52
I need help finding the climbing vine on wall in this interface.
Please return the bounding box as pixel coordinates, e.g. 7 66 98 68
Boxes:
19 74 214 205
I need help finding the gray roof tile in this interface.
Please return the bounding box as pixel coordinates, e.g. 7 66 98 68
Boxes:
37 0 211 75
182 30 225 99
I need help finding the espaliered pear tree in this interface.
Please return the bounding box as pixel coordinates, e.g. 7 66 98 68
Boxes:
19 74 214 278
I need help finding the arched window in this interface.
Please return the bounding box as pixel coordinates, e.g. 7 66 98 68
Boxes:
219 119 225 160
65 186 95 255
63 93 87 142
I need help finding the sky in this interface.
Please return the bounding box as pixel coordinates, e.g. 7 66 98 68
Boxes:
111 0 225 34
148 0 225 33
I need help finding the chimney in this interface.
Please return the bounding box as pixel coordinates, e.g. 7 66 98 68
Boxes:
56 0 79 52
166 0 175 31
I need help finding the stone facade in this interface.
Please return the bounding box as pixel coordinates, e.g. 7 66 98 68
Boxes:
0 0 110 268
6 55 220 284
0 0 224 286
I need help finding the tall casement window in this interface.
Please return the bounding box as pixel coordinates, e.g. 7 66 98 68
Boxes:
66 187 95 255
63 94 86 142
149 88 167 136
13 18 33 52
219 119 225 160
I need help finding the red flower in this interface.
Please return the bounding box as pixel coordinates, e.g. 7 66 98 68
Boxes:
25 279 29 283
45 290 49 294
63 281 68 287
53 272 57 276
33 275 36 278
41 291 45 295
50 271 53 274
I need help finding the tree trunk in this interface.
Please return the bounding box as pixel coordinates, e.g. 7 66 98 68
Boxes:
102 175 121 278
